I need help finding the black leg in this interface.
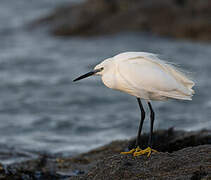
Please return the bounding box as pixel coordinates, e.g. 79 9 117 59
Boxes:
147 101 155 147
135 98 145 147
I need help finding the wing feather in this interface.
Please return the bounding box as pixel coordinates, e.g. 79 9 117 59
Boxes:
116 55 193 100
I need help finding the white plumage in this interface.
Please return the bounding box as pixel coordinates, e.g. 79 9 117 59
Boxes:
73 51 195 157
94 52 194 101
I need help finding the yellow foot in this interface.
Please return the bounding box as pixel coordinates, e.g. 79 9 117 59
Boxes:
120 147 142 155
133 147 158 157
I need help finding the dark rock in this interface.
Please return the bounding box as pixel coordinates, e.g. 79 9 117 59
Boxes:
0 129 210 179
31 0 211 41
85 145 211 180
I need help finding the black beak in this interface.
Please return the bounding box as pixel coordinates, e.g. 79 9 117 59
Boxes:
73 69 102 82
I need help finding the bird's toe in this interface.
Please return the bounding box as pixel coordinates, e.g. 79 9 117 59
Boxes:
120 146 142 155
133 147 158 157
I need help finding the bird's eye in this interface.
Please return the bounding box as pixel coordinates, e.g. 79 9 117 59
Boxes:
100 67 104 71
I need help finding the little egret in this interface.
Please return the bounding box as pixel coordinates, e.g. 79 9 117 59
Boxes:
73 52 195 157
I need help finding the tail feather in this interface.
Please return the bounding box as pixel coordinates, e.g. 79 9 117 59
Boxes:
158 91 193 100
143 55 195 96
165 64 195 92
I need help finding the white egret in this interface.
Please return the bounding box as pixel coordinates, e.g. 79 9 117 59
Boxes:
73 52 195 157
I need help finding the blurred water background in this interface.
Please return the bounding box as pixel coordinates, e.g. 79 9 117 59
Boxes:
0 0 210 163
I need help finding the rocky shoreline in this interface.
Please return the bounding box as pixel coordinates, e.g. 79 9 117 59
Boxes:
0 129 210 179
31 0 211 41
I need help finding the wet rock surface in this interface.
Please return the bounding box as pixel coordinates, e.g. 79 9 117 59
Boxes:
0 129 210 179
32 0 211 41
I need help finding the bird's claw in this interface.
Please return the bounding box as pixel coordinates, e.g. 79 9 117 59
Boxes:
121 146 142 155
120 146 142 155
134 147 157 157
121 146 157 157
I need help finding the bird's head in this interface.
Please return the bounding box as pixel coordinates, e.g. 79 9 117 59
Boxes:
73 58 112 82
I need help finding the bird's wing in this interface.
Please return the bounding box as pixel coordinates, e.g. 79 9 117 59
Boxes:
114 52 194 90
116 56 192 99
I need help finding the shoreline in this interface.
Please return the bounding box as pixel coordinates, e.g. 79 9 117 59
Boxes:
0 128 210 179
